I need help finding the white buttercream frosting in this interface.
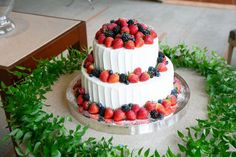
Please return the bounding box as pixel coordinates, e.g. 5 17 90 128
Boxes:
81 57 174 109
93 38 159 73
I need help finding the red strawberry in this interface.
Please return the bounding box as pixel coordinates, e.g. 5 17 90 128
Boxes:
107 23 117 30
113 38 124 49
99 70 109 82
162 99 171 108
119 18 128 27
134 67 142 76
140 72 150 82
82 101 89 110
164 108 174 116
141 23 148 29
77 87 85 95
104 108 114 119
121 26 130 34
137 107 148 119
156 103 166 115
77 95 84 106
135 38 144 48
95 30 102 40
144 35 154 44
125 110 136 121
145 101 156 112
88 103 99 114
127 73 139 83
108 73 119 83
135 32 144 39
101 24 108 32
158 63 167 72
87 53 94 63
113 109 125 122
129 24 138 35
170 95 177 106
131 104 140 113
150 30 157 38
86 64 94 74
98 34 106 44
125 40 135 49
84 61 92 68
104 37 114 48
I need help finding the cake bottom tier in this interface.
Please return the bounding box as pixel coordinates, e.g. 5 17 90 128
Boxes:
81 57 174 109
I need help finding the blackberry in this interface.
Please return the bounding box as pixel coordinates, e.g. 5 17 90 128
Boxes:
157 57 164 64
109 70 113 75
148 66 156 72
113 25 121 35
110 19 115 23
158 99 162 103
119 73 127 83
158 51 165 59
89 74 93 77
127 19 135 25
155 70 160 77
171 89 178 97
137 23 144 32
148 66 156 78
92 69 101 78
166 61 168 65
121 33 131 42
104 30 115 38
124 80 129 85
150 110 164 120
98 104 105 117
141 29 150 36
121 104 131 112
83 94 90 101
128 103 133 108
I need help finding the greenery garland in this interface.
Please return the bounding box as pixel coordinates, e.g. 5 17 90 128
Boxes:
0 44 235 157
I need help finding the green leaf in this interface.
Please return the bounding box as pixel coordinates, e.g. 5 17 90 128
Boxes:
138 147 144 156
52 149 61 157
1 81 7 89
15 129 23 140
33 142 41 153
15 66 27 70
23 132 32 141
144 148 150 157
15 146 24 156
178 144 186 152
177 130 184 139
154 150 160 157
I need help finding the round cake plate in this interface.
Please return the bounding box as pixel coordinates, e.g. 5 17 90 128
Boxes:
66 72 190 135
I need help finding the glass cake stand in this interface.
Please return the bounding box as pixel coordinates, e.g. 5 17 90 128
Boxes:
66 72 190 135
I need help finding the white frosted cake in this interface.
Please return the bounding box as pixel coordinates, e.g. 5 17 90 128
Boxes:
73 18 180 122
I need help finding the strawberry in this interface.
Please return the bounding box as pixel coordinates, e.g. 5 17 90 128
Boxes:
104 108 114 119
141 23 148 29
158 63 167 72
99 70 109 82
113 38 124 49
135 38 144 48
115 34 122 39
87 53 94 63
84 61 92 69
129 24 138 35
170 95 177 106
101 24 108 32
139 72 150 82
125 40 135 49
145 101 156 112
162 99 171 108
86 64 94 74
131 104 140 113
164 108 174 116
95 30 102 40
82 101 89 110
104 37 114 48
135 32 144 39
78 106 83 113
113 109 125 122
108 73 119 83
77 87 85 95
144 35 154 44
77 95 84 106
156 103 166 115
98 34 106 44
107 23 117 30
121 26 130 34
119 18 128 27
127 73 139 83
137 107 148 120
150 30 157 38
125 110 136 121
88 103 99 114
134 67 142 76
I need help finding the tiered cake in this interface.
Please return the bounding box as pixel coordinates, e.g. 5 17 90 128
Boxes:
73 18 181 122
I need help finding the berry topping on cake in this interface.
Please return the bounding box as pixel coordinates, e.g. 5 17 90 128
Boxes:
158 63 167 72
104 108 114 119
135 38 144 48
82 101 89 110
98 34 106 44
104 37 114 48
121 26 130 34
77 95 84 106
129 24 138 35
99 70 109 82
88 103 99 114
119 73 128 83
150 30 157 38
113 109 126 122
137 107 148 119
140 72 150 81
169 95 177 106
121 104 131 112
98 104 106 117
125 110 136 121
127 73 139 83
145 101 156 112
133 67 142 76
162 99 171 108
144 35 153 44
83 94 90 101
92 69 101 78
108 73 119 83
150 110 163 120
131 104 140 113
125 40 135 49
113 38 124 49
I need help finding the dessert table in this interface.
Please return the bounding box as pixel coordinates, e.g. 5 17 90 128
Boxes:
43 68 208 154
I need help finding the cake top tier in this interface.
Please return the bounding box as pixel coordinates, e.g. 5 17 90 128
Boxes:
95 18 158 49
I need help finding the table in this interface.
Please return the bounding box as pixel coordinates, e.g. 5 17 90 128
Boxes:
0 12 87 86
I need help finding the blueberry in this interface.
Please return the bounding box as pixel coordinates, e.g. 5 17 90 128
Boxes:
104 30 115 38
121 104 131 112
155 70 160 77
83 94 90 101
150 110 164 120
157 57 163 64
158 51 165 58
99 106 105 117
158 99 162 103
119 73 127 83
113 25 121 34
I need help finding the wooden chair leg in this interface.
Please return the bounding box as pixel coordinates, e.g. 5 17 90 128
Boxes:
224 44 234 64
